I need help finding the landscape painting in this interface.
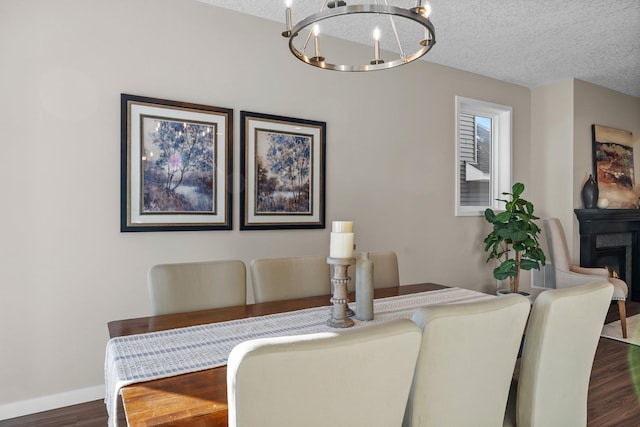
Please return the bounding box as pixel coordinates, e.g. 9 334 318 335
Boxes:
240 111 326 230
121 94 232 231
142 117 216 213
254 129 312 215
592 124 636 209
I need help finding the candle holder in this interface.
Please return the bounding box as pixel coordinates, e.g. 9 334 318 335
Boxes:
326 257 355 328
346 302 355 318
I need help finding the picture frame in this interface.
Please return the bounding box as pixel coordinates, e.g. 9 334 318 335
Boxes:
240 111 326 230
121 94 233 231
592 124 636 209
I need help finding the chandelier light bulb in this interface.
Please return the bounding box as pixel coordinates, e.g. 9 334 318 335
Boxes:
373 27 381 41
421 1 432 18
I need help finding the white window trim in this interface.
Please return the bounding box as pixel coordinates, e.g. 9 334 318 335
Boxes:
455 96 512 217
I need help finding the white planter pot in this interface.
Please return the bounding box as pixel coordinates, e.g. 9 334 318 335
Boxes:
496 289 532 304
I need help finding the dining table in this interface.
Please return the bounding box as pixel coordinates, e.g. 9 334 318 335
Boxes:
106 283 493 427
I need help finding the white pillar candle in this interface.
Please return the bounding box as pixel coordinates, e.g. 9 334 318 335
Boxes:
330 221 354 258
330 232 354 258
332 221 353 233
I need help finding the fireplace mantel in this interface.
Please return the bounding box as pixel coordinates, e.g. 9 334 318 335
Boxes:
574 209 640 301
575 209 640 229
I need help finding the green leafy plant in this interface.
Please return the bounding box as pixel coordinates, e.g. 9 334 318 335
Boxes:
483 182 546 294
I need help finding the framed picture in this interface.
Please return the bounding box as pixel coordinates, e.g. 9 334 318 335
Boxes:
240 111 326 230
121 94 233 231
592 124 636 209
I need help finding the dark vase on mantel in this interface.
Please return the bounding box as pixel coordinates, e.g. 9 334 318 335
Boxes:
582 174 599 209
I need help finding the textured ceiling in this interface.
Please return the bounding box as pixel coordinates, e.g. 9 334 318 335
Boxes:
196 0 640 98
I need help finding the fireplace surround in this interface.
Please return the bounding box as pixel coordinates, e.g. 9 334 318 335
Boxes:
574 209 640 301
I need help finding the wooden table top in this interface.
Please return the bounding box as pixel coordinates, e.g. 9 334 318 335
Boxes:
109 283 446 427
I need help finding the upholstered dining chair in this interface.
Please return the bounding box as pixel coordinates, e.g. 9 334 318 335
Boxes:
544 217 627 337
348 250 400 292
403 293 531 427
147 260 246 315
227 319 422 427
503 281 614 427
250 256 330 303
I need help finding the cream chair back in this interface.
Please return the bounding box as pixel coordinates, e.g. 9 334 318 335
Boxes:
147 260 246 315
227 319 422 427
350 251 400 292
250 256 330 303
543 217 572 271
543 217 627 338
509 281 613 427
403 294 531 427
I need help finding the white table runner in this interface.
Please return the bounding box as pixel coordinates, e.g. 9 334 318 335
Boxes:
105 287 493 426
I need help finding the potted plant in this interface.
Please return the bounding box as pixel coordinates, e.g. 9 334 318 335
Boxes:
483 182 546 295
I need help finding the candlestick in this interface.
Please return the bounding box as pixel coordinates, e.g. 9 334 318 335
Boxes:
282 0 293 37
314 32 320 57
311 24 325 62
326 257 355 328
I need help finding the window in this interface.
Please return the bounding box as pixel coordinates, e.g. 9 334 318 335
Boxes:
455 96 512 216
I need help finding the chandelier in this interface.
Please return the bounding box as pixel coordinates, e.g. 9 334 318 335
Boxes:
282 1 436 71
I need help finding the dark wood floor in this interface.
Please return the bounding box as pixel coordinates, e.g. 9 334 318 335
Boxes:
2 302 639 427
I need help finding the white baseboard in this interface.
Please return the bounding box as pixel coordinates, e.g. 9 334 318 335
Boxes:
0 385 104 420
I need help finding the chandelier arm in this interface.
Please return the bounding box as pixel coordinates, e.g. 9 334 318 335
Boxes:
378 0 406 58
303 0 331 51
302 28 313 51
387 13 406 59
